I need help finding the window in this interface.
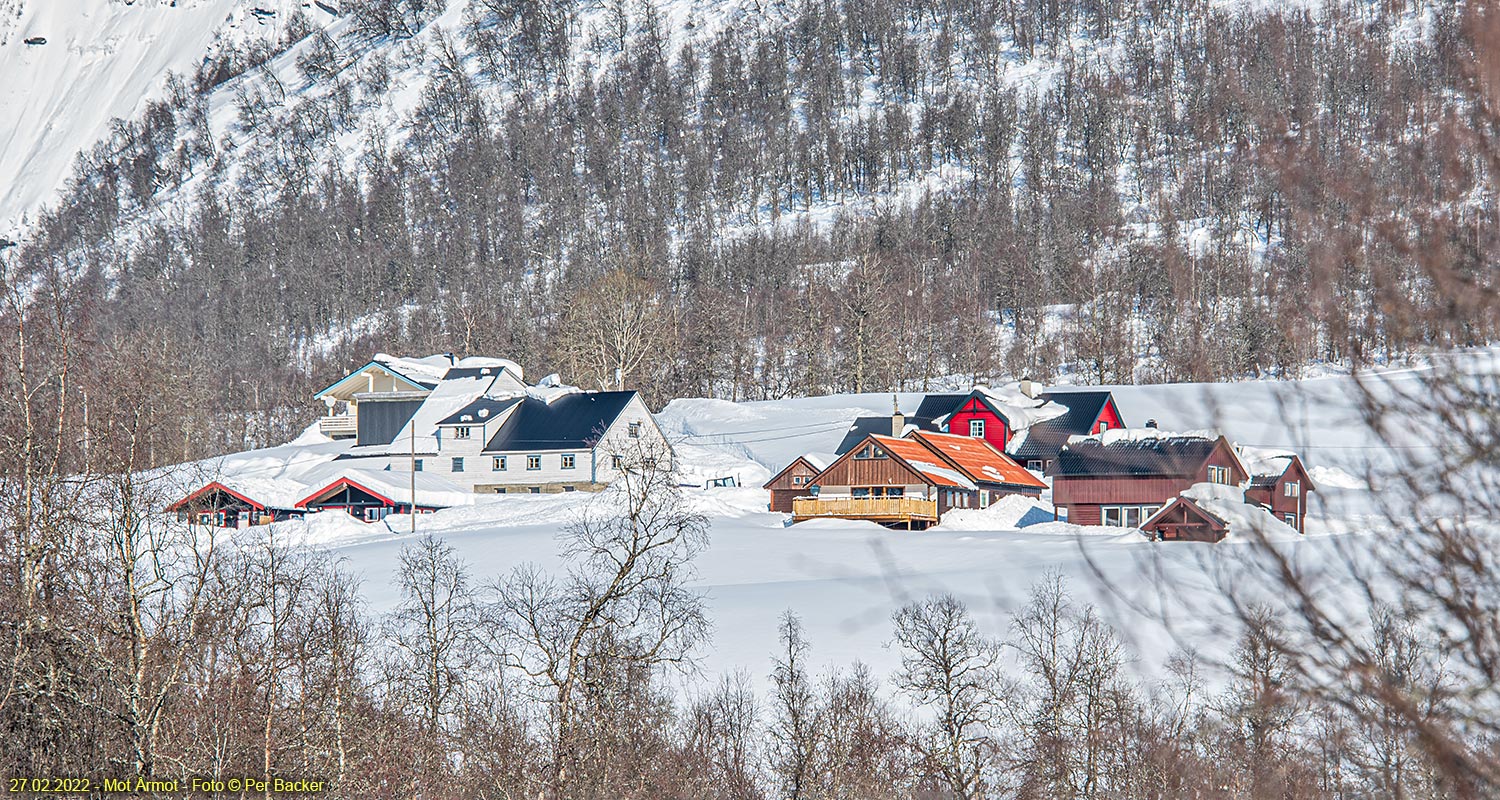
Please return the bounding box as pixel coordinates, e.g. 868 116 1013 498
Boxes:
1284 513 1297 526
852 487 871 498
527 455 542 470
452 426 472 440
1102 505 1159 528
529 487 540 494
1208 465 1230 484
564 486 576 492
364 507 385 522
979 491 990 509
413 459 423 472
854 444 887 460
968 419 985 438
792 476 804 485
492 456 507 471
451 457 464 473
628 422 642 438
885 487 903 497
1097 420 1111 433
612 455 624 470
1284 481 1300 497
1026 460 1043 471
561 454 576 470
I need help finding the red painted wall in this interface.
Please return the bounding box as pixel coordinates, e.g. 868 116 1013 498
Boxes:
1093 399 1125 434
946 398 1011 450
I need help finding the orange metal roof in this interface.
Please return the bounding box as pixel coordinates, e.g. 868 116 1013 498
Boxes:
908 431 1047 490
866 434 973 488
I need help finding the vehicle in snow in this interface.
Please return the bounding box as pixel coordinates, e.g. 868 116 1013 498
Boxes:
23 37 46 46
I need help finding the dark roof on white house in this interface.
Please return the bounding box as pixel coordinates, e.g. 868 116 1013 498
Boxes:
436 396 522 427
483 391 638 451
1050 436 1222 478
1011 391 1117 461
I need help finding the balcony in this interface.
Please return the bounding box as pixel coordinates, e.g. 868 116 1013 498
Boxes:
792 496 938 527
318 414 357 438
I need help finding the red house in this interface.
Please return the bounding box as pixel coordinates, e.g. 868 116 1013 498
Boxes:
1142 483 1304 543
1048 432 1251 528
1240 450 1317 533
763 454 832 513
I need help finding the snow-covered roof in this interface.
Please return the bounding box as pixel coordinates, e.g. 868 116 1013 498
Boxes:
1237 445 1298 479
802 452 837 471
386 369 519 454
1145 482 1302 542
1067 426 1222 447
298 469 475 510
974 385 1069 430
373 353 459 383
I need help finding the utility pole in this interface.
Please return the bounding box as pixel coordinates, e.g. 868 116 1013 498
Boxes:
410 422 417 535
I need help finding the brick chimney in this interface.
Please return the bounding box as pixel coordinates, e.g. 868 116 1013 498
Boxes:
891 395 905 437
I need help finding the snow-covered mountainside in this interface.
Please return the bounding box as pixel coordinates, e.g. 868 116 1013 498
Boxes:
0 0 331 231
179 350 1492 687
5 0 1490 465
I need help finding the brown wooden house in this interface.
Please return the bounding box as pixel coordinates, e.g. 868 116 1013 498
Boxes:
1241 451 1316 533
1049 433 1250 528
763 454 832 513
796 434 978 529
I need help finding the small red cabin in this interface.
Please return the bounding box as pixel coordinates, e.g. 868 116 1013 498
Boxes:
166 481 297 528
1242 453 1316 534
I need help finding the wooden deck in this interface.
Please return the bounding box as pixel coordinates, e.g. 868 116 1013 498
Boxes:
792 496 938 528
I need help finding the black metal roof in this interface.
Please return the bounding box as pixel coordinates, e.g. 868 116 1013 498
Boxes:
834 417 899 455
436 396 522 427
1011 391 1117 461
483 391 638 451
1049 436 1221 478
912 394 966 421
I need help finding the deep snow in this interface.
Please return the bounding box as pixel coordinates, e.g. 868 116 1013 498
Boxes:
168 349 1500 692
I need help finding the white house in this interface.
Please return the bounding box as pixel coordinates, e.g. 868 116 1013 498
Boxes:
398 386 671 493
317 355 673 494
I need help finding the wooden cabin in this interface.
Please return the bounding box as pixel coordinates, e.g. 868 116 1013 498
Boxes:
797 434 974 528
763 454 831 513
294 471 471 522
1140 496 1229 542
1241 452 1316 533
166 481 297 528
1049 433 1250 528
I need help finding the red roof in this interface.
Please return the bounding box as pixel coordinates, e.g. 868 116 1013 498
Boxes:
295 477 397 509
165 481 267 513
908 431 1047 490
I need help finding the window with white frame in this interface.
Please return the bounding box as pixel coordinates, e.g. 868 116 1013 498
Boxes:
561 454 576 469
451 457 464 473
1208 465 1230 484
527 455 541 470
413 459 423 472
1284 513 1297 526
492 456 507 471
452 426 472 440
1284 481 1300 497
968 419 985 438
1026 460 1043 471
1102 505 1158 528
612 455 624 470
791 476 804 485
628 422 642 438
854 444 887 460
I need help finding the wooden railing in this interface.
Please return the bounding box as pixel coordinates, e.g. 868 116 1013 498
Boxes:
318 414 357 436
792 496 938 522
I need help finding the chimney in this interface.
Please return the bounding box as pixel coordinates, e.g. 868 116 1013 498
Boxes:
891 395 905 437
1146 419 1158 429
1019 378 1039 399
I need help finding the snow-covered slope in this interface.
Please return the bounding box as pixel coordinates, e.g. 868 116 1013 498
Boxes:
0 0 326 231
